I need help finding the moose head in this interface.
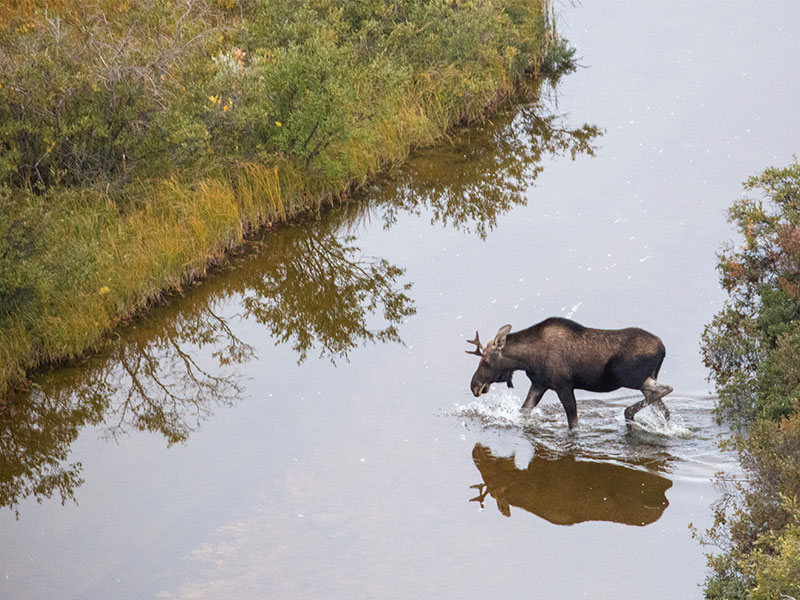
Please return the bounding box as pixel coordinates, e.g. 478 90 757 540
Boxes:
466 324 515 397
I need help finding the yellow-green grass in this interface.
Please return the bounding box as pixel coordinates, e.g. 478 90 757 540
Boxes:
0 0 568 399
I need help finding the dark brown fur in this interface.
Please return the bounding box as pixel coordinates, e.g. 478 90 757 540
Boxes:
468 317 671 428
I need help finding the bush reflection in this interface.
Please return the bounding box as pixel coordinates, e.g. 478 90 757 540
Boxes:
1 77 601 515
378 80 602 238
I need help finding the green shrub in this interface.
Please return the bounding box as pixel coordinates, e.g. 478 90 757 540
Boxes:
701 160 800 598
702 160 800 427
0 0 566 398
0 2 216 189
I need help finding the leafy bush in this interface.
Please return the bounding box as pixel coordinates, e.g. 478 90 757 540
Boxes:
701 159 800 598
0 2 216 189
0 0 564 397
0 0 554 194
702 160 800 427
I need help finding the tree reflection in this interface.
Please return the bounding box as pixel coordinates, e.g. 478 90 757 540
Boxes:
377 81 602 238
1 74 599 515
0 386 106 518
0 208 415 514
242 223 415 363
0 297 253 515
96 300 255 445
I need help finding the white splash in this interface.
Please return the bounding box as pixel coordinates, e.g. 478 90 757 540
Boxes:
451 389 538 429
625 406 692 439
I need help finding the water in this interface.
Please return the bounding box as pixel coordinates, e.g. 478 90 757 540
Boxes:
451 389 736 486
3 2 800 598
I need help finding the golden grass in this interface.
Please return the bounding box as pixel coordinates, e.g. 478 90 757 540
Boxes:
0 1 557 399
0 79 519 398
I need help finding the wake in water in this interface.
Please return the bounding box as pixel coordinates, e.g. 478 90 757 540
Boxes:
452 388 690 436
449 388 739 481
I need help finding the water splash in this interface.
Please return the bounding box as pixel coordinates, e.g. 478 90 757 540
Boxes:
448 388 739 481
625 406 692 439
451 388 540 429
451 388 689 438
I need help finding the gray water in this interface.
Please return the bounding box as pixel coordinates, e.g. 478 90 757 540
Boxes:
3 2 800 599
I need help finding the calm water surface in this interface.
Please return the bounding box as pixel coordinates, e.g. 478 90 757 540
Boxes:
3 3 800 599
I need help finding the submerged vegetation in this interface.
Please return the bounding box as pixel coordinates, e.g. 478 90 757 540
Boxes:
700 160 800 600
0 0 572 399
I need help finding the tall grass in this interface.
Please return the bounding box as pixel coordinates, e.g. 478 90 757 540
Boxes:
0 0 567 398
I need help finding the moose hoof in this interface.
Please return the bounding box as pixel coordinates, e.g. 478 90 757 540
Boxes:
624 408 636 422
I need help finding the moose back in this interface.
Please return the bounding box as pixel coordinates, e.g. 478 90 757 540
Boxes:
465 317 673 428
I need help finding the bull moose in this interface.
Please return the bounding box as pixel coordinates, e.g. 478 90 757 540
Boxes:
466 317 673 428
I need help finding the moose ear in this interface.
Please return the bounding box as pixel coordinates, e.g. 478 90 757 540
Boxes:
493 324 512 350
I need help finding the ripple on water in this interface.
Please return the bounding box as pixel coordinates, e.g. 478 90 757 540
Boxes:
449 388 740 481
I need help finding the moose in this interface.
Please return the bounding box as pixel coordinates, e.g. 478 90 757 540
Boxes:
465 317 673 428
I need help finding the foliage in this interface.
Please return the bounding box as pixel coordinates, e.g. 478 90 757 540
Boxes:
702 160 800 427
700 159 800 599
0 198 43 316
0 381 107 518
0 0 556 194
0 0 565 399
378 82 601 239
1 200 416 515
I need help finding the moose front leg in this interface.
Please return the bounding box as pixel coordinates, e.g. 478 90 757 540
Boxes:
556 388 578 429
520 383 547 411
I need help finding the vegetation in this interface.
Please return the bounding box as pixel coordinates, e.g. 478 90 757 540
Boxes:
0 0 571 399
700 160 800 599
2 79 599 516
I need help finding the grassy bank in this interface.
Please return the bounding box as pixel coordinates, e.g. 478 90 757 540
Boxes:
700 160 800 599
0 0 571 399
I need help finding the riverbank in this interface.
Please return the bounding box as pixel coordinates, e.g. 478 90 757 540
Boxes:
0 0 570 399
700 161 800 599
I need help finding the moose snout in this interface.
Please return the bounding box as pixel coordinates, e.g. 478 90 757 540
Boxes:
471 382 489 397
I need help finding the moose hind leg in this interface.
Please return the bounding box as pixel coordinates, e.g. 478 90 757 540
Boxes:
625 377 673 422
642 376 673 397
653 398 670 421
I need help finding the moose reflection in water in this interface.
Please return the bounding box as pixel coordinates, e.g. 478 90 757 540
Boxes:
470 444 672 526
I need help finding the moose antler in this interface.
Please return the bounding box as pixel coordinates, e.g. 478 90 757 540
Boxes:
465 331 483 356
